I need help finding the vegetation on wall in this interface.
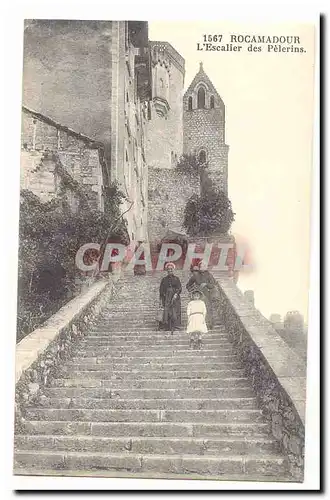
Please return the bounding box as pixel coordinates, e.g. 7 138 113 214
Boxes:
175 153 203 177
17 181 129 342
181 155 235 236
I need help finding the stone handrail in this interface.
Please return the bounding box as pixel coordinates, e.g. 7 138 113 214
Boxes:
15 278 114 426
216 277 306 481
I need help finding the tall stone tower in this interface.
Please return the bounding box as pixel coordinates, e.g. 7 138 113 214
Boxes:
183 62 229 193
147 42 199 242
146 41 185 169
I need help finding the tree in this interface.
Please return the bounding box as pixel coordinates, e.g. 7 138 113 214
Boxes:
175 153 203 177
177 153 235 236
17 182 129 341
183 181 235 236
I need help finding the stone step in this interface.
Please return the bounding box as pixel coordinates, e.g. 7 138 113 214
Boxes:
71 345 236 355
68 355 240 364
96 317 162 323
98 314 162 318
70 348 237 358
15 434 280 455
14 271 292 482
85 333 228 341
43 387 256 400
99 307 194 313
24 408 264 423
77 335 232 349
77 338 233 346
93 323 162 329
102 318 220 324
50 377 250 389
13 449 289 477
89 328 226 334
104 312 215 318
98 311 192 317
19 420 271 437
65 361 243 371
57 369 245 380
35 397 259 410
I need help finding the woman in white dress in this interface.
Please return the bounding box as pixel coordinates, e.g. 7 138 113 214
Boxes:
187 290 208 349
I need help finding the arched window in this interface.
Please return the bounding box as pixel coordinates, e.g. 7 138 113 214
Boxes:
188 96 193 111
210 95 215 108
199 150 207 164
197 87 205 109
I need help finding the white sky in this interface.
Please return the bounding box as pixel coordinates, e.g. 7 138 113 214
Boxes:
149 21 315 321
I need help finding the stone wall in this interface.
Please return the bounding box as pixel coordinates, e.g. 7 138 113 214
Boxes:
183 64 229 194
276 328 308 362
146 42 185 170
15 278 113 428
122 37 149 242
21 107 106 210
183 108 229 193
147 168 200 242
23 20 113 146
216 277 306 481
109 22 151 242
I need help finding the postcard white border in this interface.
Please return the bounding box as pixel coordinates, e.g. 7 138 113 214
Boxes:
1 0 321 494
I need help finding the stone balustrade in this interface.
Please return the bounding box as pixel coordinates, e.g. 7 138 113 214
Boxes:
216 277 306 481
15 278 114 431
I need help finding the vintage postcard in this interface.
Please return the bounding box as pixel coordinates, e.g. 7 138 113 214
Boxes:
13 19 316 484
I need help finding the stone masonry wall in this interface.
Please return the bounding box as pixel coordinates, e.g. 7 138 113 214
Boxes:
216 277 306 481
183 108 229 193
146 42 185 170
21 107 106 211
15 279 113 429
123 39 149 242
147 168 200 242
23 20 113 146
110 22 150 242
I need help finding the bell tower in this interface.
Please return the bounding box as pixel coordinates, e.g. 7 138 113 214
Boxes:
183 62 229 193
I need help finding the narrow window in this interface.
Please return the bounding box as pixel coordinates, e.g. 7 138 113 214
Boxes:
197 87 205 109
210 95 215 108
188 96 193 111
199 150 206 164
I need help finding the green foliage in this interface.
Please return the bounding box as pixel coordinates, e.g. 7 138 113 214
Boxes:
175 153 204 177
17 182 129 341
183 178 235 237
177 153 235 236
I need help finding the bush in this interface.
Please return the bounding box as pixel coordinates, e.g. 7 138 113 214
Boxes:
17 183 129 341
183 180 235 236
176 153 203 177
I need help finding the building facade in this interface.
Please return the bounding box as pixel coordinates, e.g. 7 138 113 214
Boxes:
110 22 151 242
21 106 106 212
21 22 230 246
22 20 151 241
145 41 199 242
146 42 185 170
183 62 229 194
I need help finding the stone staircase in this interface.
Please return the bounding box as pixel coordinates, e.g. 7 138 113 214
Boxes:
14 271 293 481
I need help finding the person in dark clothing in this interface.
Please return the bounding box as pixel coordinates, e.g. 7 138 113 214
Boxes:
186 263 217 329
159 263 182 332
